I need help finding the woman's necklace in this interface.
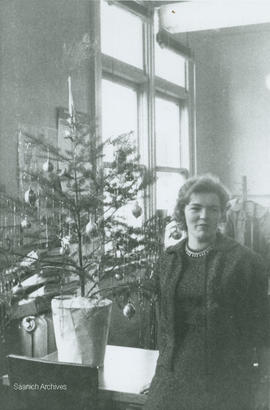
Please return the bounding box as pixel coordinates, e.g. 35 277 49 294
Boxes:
185 243 214 258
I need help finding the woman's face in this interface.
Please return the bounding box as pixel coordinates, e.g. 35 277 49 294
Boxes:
184 191 222 245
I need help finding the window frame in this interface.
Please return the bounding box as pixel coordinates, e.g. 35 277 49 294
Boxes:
91 0 195 218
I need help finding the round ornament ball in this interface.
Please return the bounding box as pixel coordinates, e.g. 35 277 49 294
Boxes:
24 188 37 207
114 273 123 281
132 201 142 218
123 301 136 319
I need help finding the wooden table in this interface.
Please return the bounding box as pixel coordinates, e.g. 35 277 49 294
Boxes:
3 345 159 408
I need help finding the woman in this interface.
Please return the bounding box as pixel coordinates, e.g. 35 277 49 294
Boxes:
144 175 270 410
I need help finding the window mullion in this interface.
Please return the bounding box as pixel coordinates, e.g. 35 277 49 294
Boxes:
102 54 147 84
89 0 102 165
155 77 187 100
145 11 156 219
187 59 196 175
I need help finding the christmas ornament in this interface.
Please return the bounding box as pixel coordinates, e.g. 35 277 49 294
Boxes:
40 215 46 227
21 217 31 229
60 244 70 256
132 201 142 218
60 236 71 255
24 188 37 207
123 301 136 319
64 128 71 138
42 159 54 172
85 219 97 236
116 249 121 258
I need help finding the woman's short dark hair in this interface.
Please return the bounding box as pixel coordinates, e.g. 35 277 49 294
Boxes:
174 174 230 231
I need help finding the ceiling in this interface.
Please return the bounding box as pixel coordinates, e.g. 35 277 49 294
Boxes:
157 1 270 33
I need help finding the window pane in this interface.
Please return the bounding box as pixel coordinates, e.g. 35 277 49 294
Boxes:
156 172 186 215
102 79 138 161
155 43 186 86
155 97 180 168
154 10 186 87
101 0 143 69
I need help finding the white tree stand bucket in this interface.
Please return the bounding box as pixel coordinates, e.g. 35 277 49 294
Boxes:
51 296 112 367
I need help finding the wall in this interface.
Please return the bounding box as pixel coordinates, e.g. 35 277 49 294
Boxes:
0 0 92 194
186 25 270 203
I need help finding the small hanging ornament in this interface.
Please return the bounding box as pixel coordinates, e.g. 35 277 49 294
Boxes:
116 249 121 259
40 215 46 227
132 201 142 218
60 244 70 256
123 301 136 319
42 159 54 172
64 127 71 139
21 216 31 229
114 272 123 281
24 187 37 207
60 235 71 256
85 219 98 236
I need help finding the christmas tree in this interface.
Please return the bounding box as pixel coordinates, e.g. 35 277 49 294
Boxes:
0 81 164 326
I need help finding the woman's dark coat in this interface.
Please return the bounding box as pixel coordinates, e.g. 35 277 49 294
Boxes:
145 233 270 410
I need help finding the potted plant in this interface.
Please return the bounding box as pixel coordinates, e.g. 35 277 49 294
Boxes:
0 33 164 364
0 95 161 366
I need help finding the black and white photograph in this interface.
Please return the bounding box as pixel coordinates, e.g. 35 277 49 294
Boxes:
1 1 270 409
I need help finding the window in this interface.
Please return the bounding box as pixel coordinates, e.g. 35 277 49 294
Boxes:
155 95 186 215
101 0 144 69
101 78 138 162
101 78 142 227
97 0 194 219
155 96 180 168
156 171 186 215
155 43 186 87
